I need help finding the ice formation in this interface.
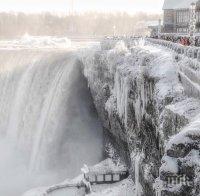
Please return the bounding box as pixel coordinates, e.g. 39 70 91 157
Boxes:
0 34 72 49
81 38 200 196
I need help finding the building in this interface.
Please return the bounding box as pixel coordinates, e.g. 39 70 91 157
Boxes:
134 20 162 36
83 159 129 185
147 20 162 37
163 0 200 33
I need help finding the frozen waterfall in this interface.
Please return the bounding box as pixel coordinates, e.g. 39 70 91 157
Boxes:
0 49 103 196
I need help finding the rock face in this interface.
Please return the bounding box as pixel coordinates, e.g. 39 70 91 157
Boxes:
81 40 200 196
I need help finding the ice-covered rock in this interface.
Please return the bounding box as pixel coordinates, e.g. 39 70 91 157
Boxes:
81 39 200 196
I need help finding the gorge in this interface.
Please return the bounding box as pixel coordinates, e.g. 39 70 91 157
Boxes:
0 36 199 196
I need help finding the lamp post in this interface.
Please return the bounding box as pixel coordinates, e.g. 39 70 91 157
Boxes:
189 2 197 45
158 19 162 38
113 25 116 36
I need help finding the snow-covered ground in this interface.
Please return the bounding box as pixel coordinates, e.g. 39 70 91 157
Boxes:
88 178 135 196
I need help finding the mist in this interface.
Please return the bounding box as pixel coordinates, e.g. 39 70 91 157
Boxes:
0 49 103 196
0 12 161 39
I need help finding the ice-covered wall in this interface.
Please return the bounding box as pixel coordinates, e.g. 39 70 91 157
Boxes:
81 39 200 196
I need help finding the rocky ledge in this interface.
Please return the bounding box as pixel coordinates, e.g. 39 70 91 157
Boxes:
81 39 200 196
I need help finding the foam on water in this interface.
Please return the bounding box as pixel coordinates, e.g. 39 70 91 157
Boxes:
0 34 72 49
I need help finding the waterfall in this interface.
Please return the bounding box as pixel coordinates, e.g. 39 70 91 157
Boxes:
0 49 103 196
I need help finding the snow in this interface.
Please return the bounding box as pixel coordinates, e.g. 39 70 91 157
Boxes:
179 149 200 167
23 159 129 196
160 156 178 173
177 56 200 99
134 152 144 196
165 98 200 120
23 187 48 196
88 158 127 174
88 178 135 196
166 114 200 150
145 46 184 101
82 37 200 195
112 41 129 54
103 42 159 128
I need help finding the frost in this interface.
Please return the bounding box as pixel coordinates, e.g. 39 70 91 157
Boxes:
130 151 144 196
112 40 129 54
88 178 135 196
81 38 200 196
160 156 178 174
165 98 200 120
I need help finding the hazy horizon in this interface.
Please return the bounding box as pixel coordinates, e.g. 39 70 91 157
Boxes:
0 0 164 14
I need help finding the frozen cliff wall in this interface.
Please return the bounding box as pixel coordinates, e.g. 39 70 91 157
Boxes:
80 40 200 196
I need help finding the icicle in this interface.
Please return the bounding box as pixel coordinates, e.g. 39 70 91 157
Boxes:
134 152 143 196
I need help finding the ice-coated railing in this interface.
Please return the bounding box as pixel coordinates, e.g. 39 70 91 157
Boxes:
146 38 200 61
103 37 200 99
103 37 200 61
146 38 200 99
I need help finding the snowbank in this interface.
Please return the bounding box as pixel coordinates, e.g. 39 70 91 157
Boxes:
88 178 135 196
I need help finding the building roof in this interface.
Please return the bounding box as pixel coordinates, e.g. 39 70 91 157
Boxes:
88 159 127 175
163 0 199 10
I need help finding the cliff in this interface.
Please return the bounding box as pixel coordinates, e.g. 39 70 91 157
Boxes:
81 39 200 196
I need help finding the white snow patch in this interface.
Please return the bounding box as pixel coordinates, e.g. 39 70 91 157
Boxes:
160 156 178 174
88 178 135 196
166 115 200 150
165 98 200 120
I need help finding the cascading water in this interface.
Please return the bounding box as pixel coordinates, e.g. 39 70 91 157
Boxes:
0 38 103 196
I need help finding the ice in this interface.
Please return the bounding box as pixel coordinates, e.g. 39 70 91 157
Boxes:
81 38 200 196
160 156 178 173
0 34 72 49
88 178 135 196
134 152 144 196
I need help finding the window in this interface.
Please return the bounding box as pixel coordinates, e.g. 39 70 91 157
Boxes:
105 175 112 181
113 174 120 181
97 175 104 182
89 174 96 182
177 10 189 23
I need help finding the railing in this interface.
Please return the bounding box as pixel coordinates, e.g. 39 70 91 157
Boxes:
146 38 200 99
41 170 129 195
46 182 85 194
146 38 200 61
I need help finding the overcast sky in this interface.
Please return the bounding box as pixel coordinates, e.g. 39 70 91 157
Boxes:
0 0 164 14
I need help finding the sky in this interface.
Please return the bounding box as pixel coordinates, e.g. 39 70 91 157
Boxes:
0 0 164 14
